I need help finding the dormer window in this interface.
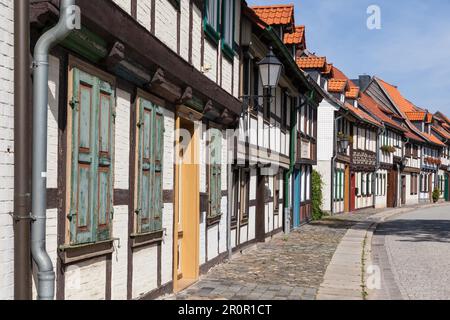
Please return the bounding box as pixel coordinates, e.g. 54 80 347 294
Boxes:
340 94 345 102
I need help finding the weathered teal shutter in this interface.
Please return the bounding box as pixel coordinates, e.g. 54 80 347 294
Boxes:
209 129 222 218
137 99 153 233
152 108 164 231
96 79 115 241
136 98 164 233
70 69 114 244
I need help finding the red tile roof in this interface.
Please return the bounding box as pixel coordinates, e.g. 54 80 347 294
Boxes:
422 132 446 146
322 63 333 76
376 78 420 113
296 56 326 70
405 111 426 121
284 25 305 46
433 125 450 140
358 93 406 132
345 86 360 99
404 129 426 143
330 66 349 81
345 102 382 127
426 113 433 123
328 79 347 93
251 4 295 26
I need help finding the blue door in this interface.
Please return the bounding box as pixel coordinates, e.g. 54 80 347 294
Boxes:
293 169 301 228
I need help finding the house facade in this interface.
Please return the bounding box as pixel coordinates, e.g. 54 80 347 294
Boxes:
4 0 245 300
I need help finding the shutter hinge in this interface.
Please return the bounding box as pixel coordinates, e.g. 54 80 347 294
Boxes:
69 97 79 109
67 209 77 221
110 208 115 221
135 208 141 215
137 121 143 128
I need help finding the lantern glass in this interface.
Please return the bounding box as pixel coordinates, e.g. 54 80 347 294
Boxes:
258 48 283 89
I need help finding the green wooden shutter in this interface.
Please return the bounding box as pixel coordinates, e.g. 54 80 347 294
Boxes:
136 98 164 233
96 79 115 241
152 108 164 231
209 129 222 218
70 68 114 244
137 99 153 233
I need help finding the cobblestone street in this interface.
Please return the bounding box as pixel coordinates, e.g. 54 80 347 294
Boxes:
164 210 378 300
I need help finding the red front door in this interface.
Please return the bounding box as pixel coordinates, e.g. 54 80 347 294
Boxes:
350 173 356 212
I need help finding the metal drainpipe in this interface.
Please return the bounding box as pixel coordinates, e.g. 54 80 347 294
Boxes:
13 0 32 300
284 96 299 234
374 126 384 209
31 0 80 300
331 114 343 214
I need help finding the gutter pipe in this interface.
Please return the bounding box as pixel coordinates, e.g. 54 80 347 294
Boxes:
284 96 300 234
31 0 80 300
331 114 344 214
373 126 384 209
13 0 32 300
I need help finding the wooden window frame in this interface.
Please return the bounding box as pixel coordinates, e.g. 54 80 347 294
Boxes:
66 57 116 246
240 169 250 224
133 91 165 235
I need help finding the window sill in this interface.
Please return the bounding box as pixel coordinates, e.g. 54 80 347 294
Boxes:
221 42 235 61
207 214 222 226
204 22 220 45
130 230 164 249
58 239 114 265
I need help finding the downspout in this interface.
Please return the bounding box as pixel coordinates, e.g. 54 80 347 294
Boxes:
284 96 299 234
331 114 343 214
13 0 32 300
374 126 384 209
31 0 80 300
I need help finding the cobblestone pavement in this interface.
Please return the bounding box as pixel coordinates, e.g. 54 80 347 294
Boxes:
163 209 379 300
371 204 450 300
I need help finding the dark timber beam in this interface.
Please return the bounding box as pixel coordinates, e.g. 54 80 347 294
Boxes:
36 0 242 116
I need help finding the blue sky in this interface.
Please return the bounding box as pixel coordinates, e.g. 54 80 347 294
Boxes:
247 0 450 115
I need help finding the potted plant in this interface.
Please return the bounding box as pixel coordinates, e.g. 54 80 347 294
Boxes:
432 188 440 203
380 145 396 153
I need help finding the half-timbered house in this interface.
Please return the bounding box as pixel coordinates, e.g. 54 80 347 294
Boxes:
368 78 445 204
5 0 246 300
234 3 320 237
363 77 424 206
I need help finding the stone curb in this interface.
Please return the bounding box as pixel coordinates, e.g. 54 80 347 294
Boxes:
316 202 450 301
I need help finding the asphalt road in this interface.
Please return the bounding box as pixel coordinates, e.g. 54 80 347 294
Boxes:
372 204 450 300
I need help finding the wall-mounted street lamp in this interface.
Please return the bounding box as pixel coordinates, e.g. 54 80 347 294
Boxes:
240 47 283 114
401 156 409 169
337 138 350 152
258 47 283 90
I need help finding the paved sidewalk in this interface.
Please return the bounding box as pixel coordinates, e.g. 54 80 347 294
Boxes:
163 210 378 300
162 203 446 300
317 202 450 300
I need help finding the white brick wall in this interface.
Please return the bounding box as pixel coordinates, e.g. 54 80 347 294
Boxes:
0 0 14 299
114 89 130 190
203 41 217 82
65 256 107 300
233 55 239 98
155 0 178 53
317 101 336 161
191 5 202 70
113 0 132 14
111 89 130 300
136 0 152 32
221 58 232 94
111 205 128 300
179 0 189 61
132 245 158 299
